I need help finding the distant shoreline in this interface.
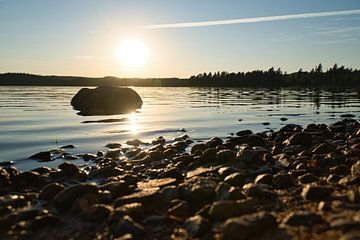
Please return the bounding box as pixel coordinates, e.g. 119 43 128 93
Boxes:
1 64 360 87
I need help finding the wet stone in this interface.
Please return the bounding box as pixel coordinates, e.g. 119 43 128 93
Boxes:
126 139 143 146
29 151 52 162
58 162 79 176
61 144 76 149
0 161 14 167
83 153 97 161
106 149 121 159
106 143 122 149
236 130 252 137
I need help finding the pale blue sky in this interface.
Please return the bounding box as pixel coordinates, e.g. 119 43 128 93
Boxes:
1 0 360 77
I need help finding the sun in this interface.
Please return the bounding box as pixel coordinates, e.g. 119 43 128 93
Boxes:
116 38 148 68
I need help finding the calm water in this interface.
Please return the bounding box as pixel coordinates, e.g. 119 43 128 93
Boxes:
0 86 359 171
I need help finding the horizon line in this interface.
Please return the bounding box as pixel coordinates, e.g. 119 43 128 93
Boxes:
143 9 360 29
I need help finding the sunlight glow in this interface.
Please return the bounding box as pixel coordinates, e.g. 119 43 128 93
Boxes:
116 38 148 68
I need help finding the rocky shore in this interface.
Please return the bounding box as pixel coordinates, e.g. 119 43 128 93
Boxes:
1 119 360 240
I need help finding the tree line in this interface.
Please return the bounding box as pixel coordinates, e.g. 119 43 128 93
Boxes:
189 64 360 87
1 63 359 87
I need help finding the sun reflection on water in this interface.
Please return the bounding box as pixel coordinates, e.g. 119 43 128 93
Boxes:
129 112 138 134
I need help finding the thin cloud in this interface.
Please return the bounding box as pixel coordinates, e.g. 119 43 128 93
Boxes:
143 9 360 29
318 26 360 35
310 37 358 45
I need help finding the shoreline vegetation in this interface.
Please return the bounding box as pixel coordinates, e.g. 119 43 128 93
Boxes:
0 118 360 239
1 64 360 87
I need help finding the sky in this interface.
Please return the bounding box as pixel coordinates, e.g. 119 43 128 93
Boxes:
1 0 360 78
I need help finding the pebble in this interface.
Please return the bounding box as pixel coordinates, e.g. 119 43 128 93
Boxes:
83 204 113 220
106 143 122 149
273 173 294 189
254 173 273 185
58 162 79 176
179 177 217 204
301 185 333 201
39 183 64 200
54 183 98 210
285 132 313 146
242 183 277 199
298 173 318 184
113 215 145 238
113 202 144 219
221 212 277 240
168 201 190 219
224 172 246 186
61 144 76 149
208 200 256 221
2 119 360 239
283 211 325 227
28 151 52 161
185 215 211 237
351 161 360 176
236 149 262 164
216 149 236 161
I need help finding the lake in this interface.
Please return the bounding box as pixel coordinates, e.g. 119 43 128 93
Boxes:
0 86 359 171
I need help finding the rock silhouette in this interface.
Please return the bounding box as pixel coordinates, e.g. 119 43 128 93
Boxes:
71 86 143 115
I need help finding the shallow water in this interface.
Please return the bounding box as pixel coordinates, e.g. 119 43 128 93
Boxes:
0 86 359 171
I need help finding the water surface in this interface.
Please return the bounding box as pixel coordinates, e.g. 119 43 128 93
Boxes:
0 86 359 171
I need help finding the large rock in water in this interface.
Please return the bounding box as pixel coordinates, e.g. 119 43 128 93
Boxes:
71 86 143 115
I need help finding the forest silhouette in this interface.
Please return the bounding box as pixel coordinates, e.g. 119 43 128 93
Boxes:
1 63 359 87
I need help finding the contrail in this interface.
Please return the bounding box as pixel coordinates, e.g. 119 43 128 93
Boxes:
143 9 360 29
